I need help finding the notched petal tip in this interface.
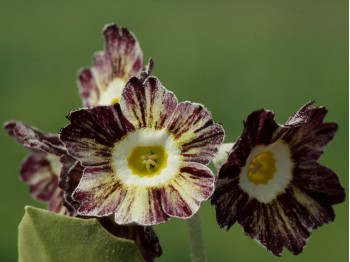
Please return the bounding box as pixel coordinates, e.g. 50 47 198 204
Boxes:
103 23 119 34
4 120 16 132
285 101 333 129
103 23 135 42
244 109 275 125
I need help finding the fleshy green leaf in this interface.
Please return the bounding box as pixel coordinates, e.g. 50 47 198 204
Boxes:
18 206 144 262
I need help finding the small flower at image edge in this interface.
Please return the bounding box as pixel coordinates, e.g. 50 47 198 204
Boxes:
211 101 345 256
60 74 225 225
78 23 143 106
4 121 71 215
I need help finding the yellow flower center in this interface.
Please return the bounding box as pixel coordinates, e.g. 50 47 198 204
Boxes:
247 151 276 185
110 97 120 104
127 145 168 178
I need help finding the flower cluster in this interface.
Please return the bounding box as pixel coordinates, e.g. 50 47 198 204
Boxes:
5 23 345 260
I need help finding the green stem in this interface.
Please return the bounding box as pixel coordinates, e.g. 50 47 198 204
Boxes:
187 211 207 262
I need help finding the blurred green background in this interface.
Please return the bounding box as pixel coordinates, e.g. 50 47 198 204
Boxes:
0 0 348 261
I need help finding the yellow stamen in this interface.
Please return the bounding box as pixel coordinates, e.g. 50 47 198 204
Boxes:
141 153 158 170
247 151 276 185
127 146 168 178
111 97 120 104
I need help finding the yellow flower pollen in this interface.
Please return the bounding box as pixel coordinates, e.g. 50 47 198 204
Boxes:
127 145 168 178
247 151 276 185
111 97 120 104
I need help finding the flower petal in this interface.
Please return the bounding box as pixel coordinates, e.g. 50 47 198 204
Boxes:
120 76 178 129
284 101 314 127
20 153 60 202
283 105 338 161
247 199 310 255
48 189 70 215
161 162 214 218
73 165 127 217
114 187 170 225
59 155 84 214
233 110 281 157
293 162 345 205
4 121 65 155
78 24 143 106
103 24 143 79
60 104 134 166
166 102 225 165
78 68 100 106
211 163 247 228
285 185 335 231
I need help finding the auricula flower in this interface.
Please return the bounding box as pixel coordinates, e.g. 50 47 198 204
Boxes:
60 73 225 225
4 121 71 215
5 24 162 262
211 102 345 256
78 23 143 106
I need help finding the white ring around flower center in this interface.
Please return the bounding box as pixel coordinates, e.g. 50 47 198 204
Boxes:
239 141 293 203
97 77 125 105
112 128 181 187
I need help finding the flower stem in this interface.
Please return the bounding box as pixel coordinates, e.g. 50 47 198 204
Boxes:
187 211 207 262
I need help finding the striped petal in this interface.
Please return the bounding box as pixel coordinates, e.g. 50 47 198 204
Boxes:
78 68 100 106
4 121 65 155
283 104 338 162
48 188 70 215
120 76 178 129
60 104 134 166
20 153 60 202
237 195 310 256
73 165 127 216
103 24 143 79
166 102 225 165
211 163 247 228
160 162 215 218
59 155 84 214
285 185 335 231
78 24 143 106
293 162 345 205
20 152 70 215
114 187 170 225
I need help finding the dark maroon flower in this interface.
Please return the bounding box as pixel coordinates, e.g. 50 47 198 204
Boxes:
211 101 345 256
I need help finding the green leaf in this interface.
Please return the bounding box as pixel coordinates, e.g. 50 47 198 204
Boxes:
18 206 144 262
